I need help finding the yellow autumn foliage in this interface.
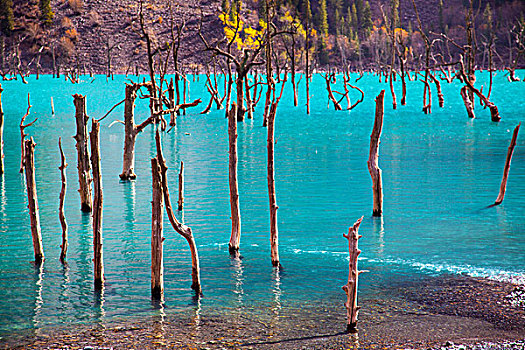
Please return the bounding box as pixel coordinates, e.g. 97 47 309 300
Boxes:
219 12 266 50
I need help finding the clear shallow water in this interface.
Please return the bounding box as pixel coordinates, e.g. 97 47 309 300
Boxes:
0 71 523 337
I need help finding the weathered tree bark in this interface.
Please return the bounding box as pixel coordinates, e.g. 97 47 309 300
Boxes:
90 119 104 290
460 86 475 119
245 76 253 119
58 138 68 264
24 138 44 265
227 103 241 254
178 161 184 211
342 216 364 332
168 78 176 126
150 157 164 300
267 102 280 267
495 123 521 205
323 73 343 110
19 95 36 173
119 82 173 180
430 73 444 108
155 130 201 294
0 84 3 175
368 90 385 217
73 94 92 212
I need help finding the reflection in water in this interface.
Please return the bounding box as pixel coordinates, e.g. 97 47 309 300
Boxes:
94 287 106 326
32 263 44 333
372 216 385 257
271 268 282 315
151 300 166 341
231 256 244 306
0 174 6 219
191 294 202 329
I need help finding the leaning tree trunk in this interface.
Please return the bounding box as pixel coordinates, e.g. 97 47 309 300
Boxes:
58 138 68 264
460 86 475 119
155 130 201 294
228 104 241 254
342 216 364 332
495 123 521 205
368 90 385 217
24 138 44 265
90 119 104 290
0 84 3 175
267 102 280 267
73 94 92 212
150 157 164 300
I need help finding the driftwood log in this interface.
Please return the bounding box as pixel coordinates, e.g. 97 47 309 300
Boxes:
90 119 104 290
342 216 364 332
73 94 92 212
368 90 385 217
58 138 68 264
495 123 521 205
228 103 241 255
24 137 44 265
155 130 201 294
150 157 164 300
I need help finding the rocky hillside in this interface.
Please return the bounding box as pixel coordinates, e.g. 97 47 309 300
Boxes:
1 0 524 74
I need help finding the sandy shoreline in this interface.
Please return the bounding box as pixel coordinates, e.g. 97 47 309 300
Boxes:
2 274 523 349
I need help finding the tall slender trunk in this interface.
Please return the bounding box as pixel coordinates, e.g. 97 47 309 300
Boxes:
58 138 68 264
73 94 92 212
24 138 44 265
267 102 279 267
228 104 241 254
236 72 245 121
90 119 104 290
368 90 385 217
178 161 184 211
151 157 164 300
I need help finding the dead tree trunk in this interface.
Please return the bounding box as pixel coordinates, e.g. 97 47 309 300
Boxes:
90 119 104 290
178 161 184 211
20 95 36 173
228 103 241 255
368 90 385 217
430 73 444 108
267 102 279 267
0 84 3 175
495 123 521 205
460 86 475 119
323 73 343 110
73 94 92 212
155 130 201 294
342 216 364 332
58 138 68 264
24 138 44 265
120 83 156 180
150 157 164 300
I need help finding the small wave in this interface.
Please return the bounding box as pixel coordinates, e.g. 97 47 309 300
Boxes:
368 257 525 285
291 248 347 256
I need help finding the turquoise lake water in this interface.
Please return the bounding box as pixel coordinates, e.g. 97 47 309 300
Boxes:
0 71 523 338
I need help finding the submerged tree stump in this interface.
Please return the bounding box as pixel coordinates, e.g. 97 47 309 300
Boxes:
368 90 385 217
342 216 364 332
58 138 68 264
90 119 104 290
155 130 201 294
73 94 92 212
495 123 521 205
227 103 241 255
151 157 164 300
24 138 44 265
